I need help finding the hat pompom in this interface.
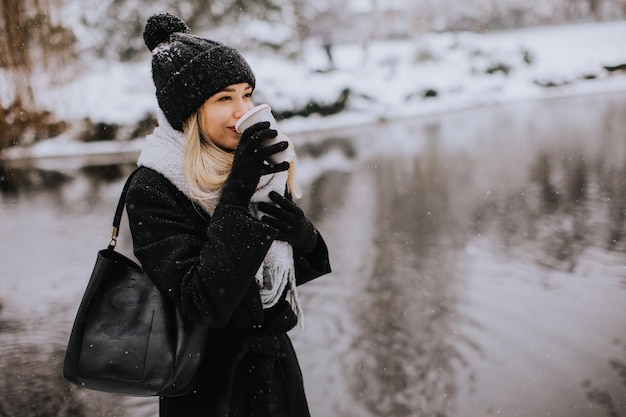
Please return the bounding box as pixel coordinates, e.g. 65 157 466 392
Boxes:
143 13 190 52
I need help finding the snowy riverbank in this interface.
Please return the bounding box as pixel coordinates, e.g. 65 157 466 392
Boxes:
4 20 626 160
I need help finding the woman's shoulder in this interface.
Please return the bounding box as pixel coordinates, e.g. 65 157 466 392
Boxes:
131 165 167 182
127 166 186 203
129 166 174 190
125 166 207 222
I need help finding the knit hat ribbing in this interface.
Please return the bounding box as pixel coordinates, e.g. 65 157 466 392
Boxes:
143 13 256 131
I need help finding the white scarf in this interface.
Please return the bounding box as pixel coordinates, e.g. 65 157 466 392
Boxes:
138 111 302 321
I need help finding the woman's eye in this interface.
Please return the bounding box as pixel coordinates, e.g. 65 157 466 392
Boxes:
218 96 231 102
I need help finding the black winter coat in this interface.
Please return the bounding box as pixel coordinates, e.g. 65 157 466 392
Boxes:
125 167 331 417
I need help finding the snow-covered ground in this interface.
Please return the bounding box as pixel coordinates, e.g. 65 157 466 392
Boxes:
5 20 626 159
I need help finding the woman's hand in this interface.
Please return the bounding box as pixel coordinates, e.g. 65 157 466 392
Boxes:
258 191 318 253
220 122 290 208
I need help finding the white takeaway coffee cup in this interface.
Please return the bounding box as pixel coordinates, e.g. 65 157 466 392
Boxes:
235 104 295 164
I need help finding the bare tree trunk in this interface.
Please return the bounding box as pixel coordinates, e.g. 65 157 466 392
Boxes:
589 0 602 20
0 104 9 149
1 0 37 107
1 0 75 102
0 0 73 148
0 0 30 69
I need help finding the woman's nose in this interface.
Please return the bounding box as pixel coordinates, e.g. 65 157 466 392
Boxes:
234 101 253 119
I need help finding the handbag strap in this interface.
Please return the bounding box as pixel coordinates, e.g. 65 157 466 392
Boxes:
108 168 142 250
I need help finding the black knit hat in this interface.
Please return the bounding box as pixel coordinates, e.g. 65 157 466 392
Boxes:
143 13 256 131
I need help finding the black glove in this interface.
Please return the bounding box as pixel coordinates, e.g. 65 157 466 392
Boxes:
258 191 318 253
220 122 290 208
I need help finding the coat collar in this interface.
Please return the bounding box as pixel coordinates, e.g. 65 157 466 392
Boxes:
137 110 190 198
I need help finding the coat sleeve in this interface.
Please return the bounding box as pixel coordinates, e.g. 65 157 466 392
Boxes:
125 169 278 327
293 232 331 286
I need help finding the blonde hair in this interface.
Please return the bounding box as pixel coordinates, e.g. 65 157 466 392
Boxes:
183 110 300 212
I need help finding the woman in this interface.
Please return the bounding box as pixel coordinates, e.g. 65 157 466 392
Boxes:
126 13 331 417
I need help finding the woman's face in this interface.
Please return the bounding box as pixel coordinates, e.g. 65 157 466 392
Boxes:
198 83 254 151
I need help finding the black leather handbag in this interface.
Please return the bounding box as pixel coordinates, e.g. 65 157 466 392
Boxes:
63 169 208 396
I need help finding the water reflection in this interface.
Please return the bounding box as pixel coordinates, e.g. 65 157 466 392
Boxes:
0 164 72 196
471 146 626 273
352 154 470 417
309 94 626 417
0 162 136 200
303 170 353 222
